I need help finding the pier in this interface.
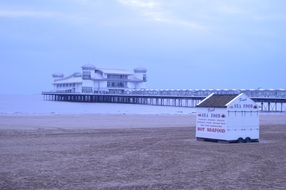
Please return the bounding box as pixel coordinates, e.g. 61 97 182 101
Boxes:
42 89 286 112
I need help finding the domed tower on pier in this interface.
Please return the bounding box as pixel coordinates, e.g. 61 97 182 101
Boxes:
52 73 64 81
134 67 147 82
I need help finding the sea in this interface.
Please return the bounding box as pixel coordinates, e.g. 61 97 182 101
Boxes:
0 94 196 115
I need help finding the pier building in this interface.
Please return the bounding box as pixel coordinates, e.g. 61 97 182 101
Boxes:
44 67 286 112
52 65 147 93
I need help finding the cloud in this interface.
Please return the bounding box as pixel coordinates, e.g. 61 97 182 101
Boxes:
118 0 157 9
213 1 286 22
117 0 207 31
218 4 244 15
117 0 166 22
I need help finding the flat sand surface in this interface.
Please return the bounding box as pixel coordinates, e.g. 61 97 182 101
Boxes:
0 114 286 189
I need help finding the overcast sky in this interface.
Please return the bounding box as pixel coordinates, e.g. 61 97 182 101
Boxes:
0 0 285 94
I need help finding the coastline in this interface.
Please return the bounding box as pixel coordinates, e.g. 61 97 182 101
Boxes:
0 113 285 130
0 114 196 130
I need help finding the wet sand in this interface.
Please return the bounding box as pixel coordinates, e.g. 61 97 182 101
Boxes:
0 114 285 189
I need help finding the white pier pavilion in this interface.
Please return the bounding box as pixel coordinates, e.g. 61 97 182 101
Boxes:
52 65 147 93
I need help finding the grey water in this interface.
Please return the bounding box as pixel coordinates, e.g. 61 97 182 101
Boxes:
0 94 195 115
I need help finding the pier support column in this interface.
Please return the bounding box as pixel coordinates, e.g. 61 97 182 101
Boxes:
275 103 277 112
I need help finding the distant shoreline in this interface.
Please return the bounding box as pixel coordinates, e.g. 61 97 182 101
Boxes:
0 111 284 117
0 114 285 130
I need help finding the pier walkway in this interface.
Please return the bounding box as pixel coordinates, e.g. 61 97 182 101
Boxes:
42 89 286 112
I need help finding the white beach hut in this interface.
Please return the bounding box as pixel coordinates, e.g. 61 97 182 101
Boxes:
196 93 259 142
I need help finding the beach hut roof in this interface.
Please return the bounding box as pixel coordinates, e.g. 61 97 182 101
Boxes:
197 94 239 108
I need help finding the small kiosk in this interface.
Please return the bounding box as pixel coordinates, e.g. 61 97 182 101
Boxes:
196 93 259 142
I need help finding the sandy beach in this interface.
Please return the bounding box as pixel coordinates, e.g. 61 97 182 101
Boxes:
0 114 286 189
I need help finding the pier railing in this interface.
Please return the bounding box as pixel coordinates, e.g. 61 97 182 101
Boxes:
123 89 286 98
42 89 286 112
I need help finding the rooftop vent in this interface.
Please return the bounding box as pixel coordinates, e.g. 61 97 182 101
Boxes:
134 67 147 73
82 64 96 70
52 73 64 78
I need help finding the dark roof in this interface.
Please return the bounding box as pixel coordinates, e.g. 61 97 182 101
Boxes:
196 94 239 108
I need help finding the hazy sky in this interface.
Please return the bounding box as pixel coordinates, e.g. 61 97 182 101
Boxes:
1 0 286 94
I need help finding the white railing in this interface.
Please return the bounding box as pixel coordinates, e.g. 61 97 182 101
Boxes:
44 89 286 98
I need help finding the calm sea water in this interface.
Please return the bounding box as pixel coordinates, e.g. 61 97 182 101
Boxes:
0 94 196 115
